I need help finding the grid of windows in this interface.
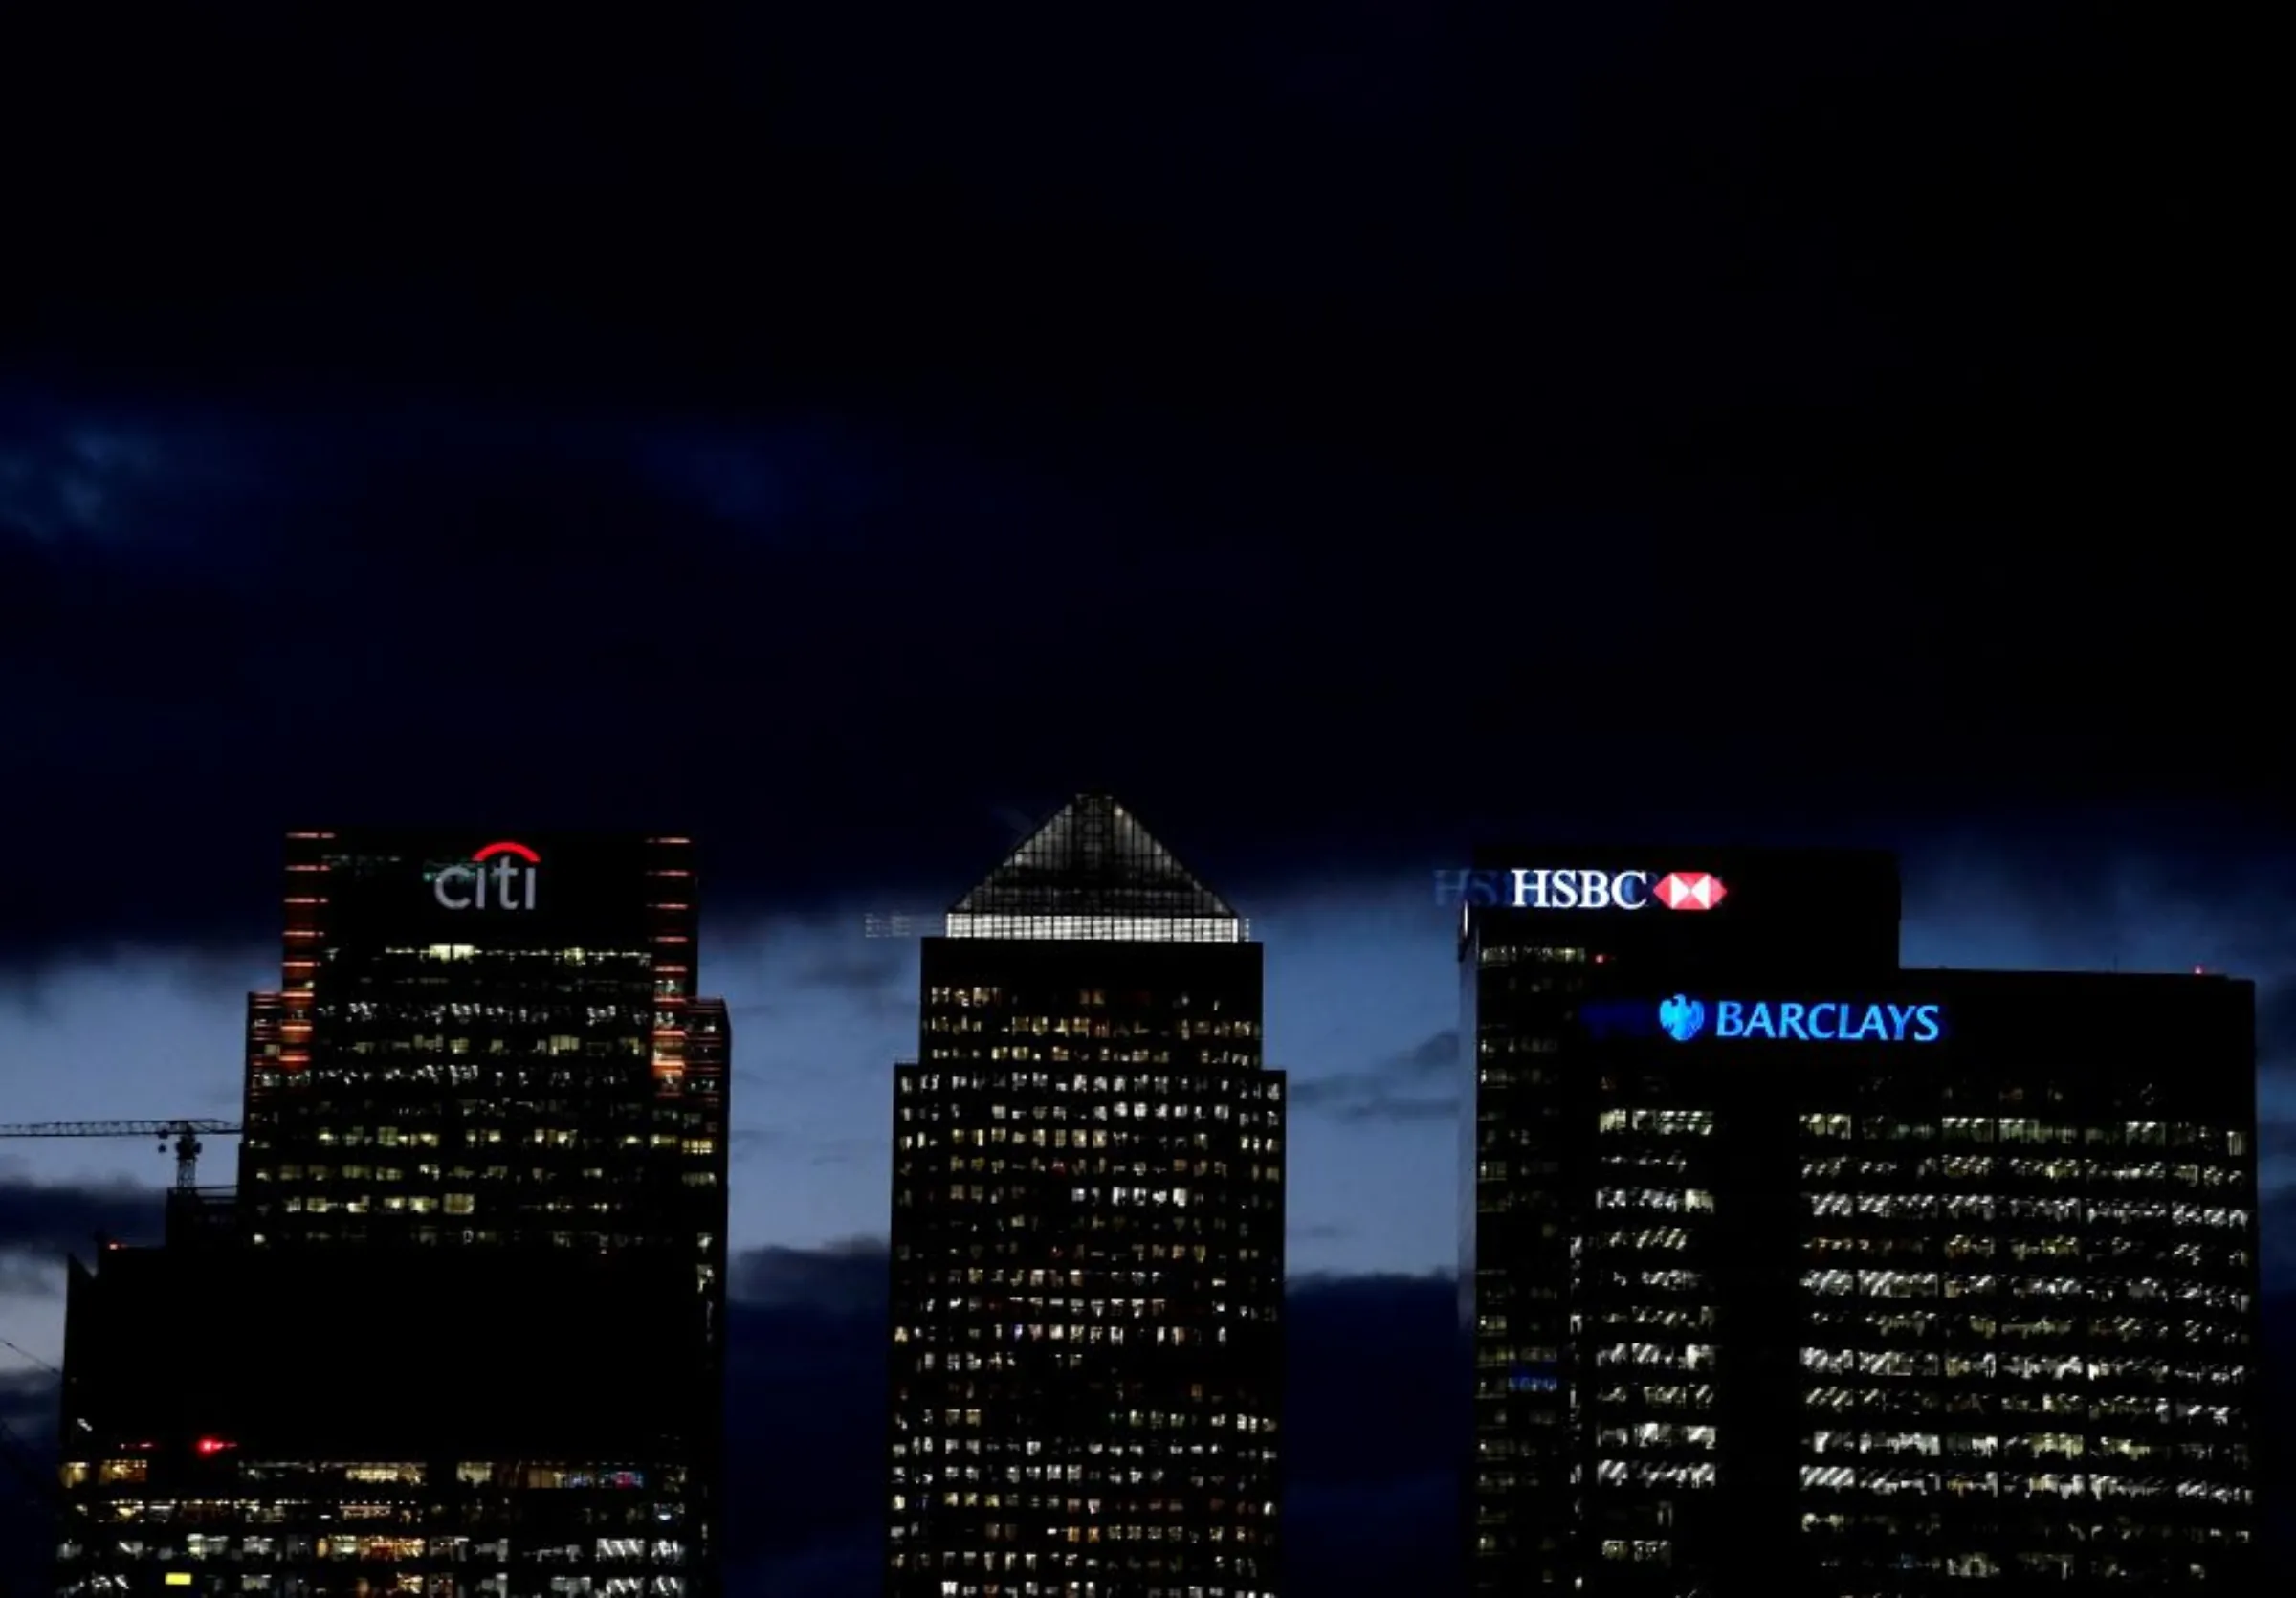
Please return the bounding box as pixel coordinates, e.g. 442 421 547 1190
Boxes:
1462 862 2259 1594
889 964 1283 1598
242 836 725 1262
1580 1102 1723 1552
1794 1108 2255 1584
55 1454 693 1598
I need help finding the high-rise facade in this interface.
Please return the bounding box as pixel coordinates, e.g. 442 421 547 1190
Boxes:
56 829 730 1598
886 795 1285 1598
1461 851 2261 1592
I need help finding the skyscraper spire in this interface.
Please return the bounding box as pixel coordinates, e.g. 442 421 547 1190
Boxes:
946 791 1244 941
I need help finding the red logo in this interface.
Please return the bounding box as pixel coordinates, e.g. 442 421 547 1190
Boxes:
1654 871 1727 911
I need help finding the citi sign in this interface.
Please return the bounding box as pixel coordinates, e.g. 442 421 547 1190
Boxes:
432 840 540 911
1658 994 1944 1044
1437 867 1728 911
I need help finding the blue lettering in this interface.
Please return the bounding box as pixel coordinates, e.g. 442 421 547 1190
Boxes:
1465 871 1507 906
1691 998 1944 1043
1434 869 1472 906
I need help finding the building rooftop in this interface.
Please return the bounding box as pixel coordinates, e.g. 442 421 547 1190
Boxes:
946 792 1245 943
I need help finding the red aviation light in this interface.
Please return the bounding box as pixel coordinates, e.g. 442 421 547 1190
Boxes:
195 1437 235 1456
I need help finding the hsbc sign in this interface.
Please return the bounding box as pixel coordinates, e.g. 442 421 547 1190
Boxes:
1508 868 1726 912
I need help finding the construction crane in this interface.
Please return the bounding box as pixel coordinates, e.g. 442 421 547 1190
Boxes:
0 1120 240 1190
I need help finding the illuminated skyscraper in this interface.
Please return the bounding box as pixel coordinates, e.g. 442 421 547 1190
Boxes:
1462 850 2261 1591
57 829 731 1598
239 830 727 1268
886 794 1286 1598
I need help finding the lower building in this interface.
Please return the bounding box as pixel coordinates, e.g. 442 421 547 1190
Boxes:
55 1238 708 1598
1468 947 2261 1591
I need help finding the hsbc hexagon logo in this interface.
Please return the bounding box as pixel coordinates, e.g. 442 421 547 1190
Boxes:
1652 871 1727 912
432 840 541 911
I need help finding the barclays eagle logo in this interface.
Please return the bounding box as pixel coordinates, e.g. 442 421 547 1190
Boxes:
1658 994 1707 1042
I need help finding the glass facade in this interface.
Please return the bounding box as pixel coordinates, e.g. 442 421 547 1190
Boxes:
887 795 1284 1597
56 830 731 1598
1461 849 2262 1592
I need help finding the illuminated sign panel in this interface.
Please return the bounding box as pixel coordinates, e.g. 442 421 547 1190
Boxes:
1659 994 1943 1044
1437 868 1727 910
431 839 541 911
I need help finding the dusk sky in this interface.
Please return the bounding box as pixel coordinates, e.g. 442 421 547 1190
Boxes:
0 5 2282 1593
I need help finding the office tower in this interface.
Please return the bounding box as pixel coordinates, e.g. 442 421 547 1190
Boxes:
1461 850 2262 1592
56 829 731 1598
886 794 1285 1598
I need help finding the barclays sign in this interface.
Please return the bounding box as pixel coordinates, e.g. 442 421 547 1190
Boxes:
1660 994 1944 1044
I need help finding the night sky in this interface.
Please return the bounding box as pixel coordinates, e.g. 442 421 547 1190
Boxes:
0 6 2283 1593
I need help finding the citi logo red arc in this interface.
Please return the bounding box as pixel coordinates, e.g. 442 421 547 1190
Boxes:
434 840 541 911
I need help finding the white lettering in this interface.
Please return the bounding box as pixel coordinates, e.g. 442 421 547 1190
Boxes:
434 853 538 911
1507 867 1656 910
434 864 475 910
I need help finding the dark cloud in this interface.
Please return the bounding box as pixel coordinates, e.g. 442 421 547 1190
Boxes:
1282 1272 1463 1597
732 1239 889 1317
721 1243 889 1589
0 1373 59 1598
0 1179 170 1291
756 932 918 1023
2262 1121 2296 1171
2260 979 2296 1065
785 944 910 997
2264 1186 2296 1289
0 1371 55 1447
727 1129 781 1165
0 375 2279 973
1290 1030 1462 1125
0 5 2271 975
